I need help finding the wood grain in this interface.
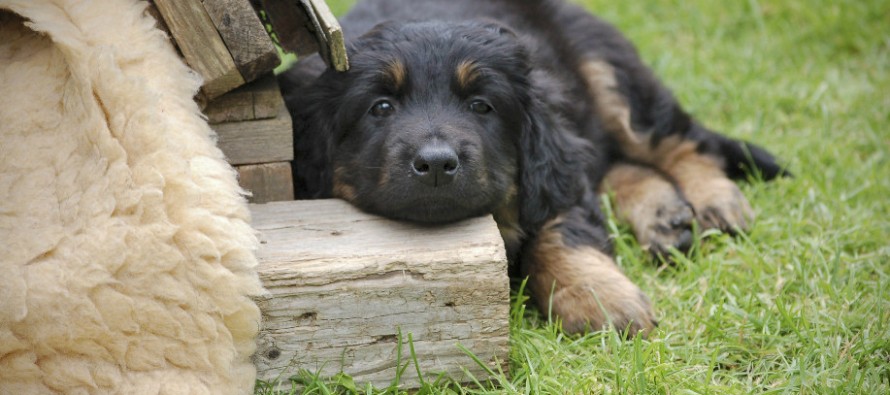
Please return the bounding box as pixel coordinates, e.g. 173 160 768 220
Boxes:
237 162 294 203
250 200 510 389
262 0 349 71
258 0 319 57
202 0 280 83
153 0 245 99
204 74 281 123
303 0 349 71
213 99 292 165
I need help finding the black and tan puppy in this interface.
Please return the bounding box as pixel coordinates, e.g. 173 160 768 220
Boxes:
279 0 786 336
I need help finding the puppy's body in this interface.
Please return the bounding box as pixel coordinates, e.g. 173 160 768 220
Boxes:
281 0 785 335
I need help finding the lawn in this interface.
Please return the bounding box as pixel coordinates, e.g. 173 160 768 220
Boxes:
258 0 889 393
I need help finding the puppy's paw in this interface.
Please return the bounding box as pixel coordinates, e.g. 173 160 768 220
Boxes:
637 195 695 256
550 277 657 336
529 248 657 336
526 216 657 337
601 163 694 255
682 176 754 233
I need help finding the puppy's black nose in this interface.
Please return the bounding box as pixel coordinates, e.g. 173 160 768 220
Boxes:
412 143 459 187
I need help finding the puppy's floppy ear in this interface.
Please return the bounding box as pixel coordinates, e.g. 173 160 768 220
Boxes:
517 73 595 231
280 61 341 199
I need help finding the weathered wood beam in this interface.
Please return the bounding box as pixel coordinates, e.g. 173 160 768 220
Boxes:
237 162 294 203
212 94 292 165
302 0 348 71
250 200 510 389
153 0 245 99
259 0 349 71
204 74 281 124
202 0 280 83
258 0 319 57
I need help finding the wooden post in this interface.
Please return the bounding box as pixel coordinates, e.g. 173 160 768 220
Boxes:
250 200 510 389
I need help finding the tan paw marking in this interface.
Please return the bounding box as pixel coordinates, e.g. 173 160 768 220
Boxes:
601 163 695 255
682 175 754 233
525 220 657 336
661 145 755 233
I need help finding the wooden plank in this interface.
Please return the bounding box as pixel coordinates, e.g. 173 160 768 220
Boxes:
202 0 280 83
205 87 254 123
261 0 348 71
204 74 281 123
250 200 510 389
153 0 245 99
258 0 319 57
213 99 292 165
303 0 348 71
252 76 282 119
237 162 294 203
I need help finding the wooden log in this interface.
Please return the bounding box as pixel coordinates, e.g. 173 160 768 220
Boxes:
204 74 281 123
236 162 294 203
153 0 245 99
250 200 510 389
202 0 280 83
260 0 349 71
213 96 292 165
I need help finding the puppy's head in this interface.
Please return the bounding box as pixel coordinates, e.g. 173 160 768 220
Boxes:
293 21 523 223
291 20 590 227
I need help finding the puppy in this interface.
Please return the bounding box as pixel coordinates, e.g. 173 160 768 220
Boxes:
279 0 787 336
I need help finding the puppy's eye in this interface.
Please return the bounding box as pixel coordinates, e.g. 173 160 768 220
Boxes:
369 100 395 117
469 100 493 114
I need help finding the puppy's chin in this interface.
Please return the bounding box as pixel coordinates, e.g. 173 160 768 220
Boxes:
365 195 494 224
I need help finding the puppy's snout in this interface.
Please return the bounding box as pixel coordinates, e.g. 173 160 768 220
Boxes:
412 143 459 187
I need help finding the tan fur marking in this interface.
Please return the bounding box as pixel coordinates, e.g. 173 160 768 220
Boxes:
492 185 523 258
621 136 753 232
579 60 752 232
580 60 723 171
525 217 655 336
376 169 390 190
383 59 407 90
580 60 642 145
600 163 693 253
332 166 357 202
669 154 754 231
634 137 754 231
455 60 480 90
608 135 753 232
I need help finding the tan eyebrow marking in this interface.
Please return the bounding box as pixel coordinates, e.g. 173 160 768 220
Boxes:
455 60 480 90
382 59 407 90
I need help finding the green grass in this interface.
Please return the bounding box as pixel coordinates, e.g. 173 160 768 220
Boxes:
259 0 890 393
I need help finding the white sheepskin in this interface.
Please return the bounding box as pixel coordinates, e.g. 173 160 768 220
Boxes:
0 1 265 394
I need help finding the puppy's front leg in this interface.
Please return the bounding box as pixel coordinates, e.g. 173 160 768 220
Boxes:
521 215 657 336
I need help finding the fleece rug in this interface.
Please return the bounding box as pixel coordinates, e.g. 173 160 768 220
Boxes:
0 1 265 394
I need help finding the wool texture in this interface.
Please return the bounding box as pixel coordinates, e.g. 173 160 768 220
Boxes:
0 1 265 394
